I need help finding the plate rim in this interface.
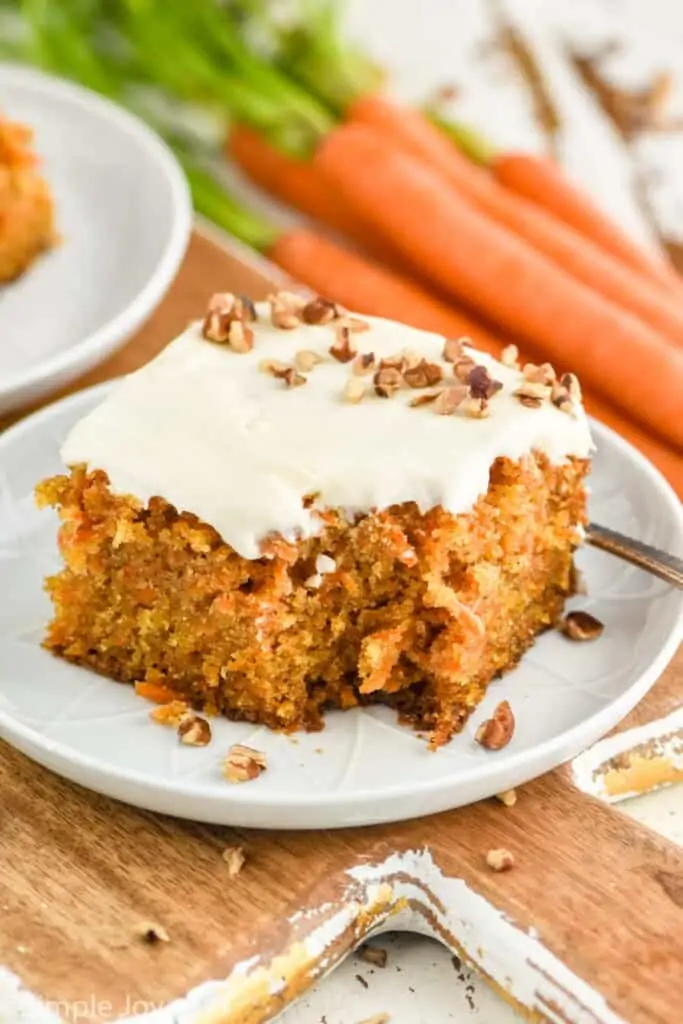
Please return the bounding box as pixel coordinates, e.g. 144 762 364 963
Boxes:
0 64 192 406
0 381 682 819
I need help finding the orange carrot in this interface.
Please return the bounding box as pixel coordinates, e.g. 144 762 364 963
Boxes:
315 123 683 447
584 393 683 498
350 96 683 331
228 124 398 266
494 153 679 292
270 228 504 351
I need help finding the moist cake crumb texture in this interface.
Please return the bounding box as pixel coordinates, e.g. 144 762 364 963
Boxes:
37 293 592 748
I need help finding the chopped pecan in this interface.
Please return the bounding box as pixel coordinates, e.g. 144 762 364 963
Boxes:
222 846 246 877
343 378 366 403
560 610 604 641
374 366 404 397
495 789 517 807
522 361 556 385
379 353 408 372
339 315 370 333
226 319 254 353
280 367 306 388
302 296 340 325
261 361 306 387
139 922 170 944
177 713 212 747
223 744 268 783
358 945 388 968
352 352 377 376
453 356 476 382
486 848 515 872
461 395 491 418
561 372 582 402
475 701 515 750
329 324 357 363
294 349 324 372
403 359 444 388
500 343 520 369
552 371 582 416
409 388 441 407
468 364 503 401
238 294 257 322
514 380 551 407
434 384 468 415
442 337 466 363
268 291 304 329
202 292 257 348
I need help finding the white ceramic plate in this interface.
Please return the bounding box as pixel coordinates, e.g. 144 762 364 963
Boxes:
0 65 191 415
0 384 681 829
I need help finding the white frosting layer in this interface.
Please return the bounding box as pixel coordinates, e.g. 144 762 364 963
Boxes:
61 308 593 560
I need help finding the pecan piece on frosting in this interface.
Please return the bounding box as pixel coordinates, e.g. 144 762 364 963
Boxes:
373 366 404 397
329 324 357 363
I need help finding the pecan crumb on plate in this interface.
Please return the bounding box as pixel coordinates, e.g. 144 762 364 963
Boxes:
561 610 604 641
475 701 515 750
223 744 268 783
222 846 247 877
486 848 515 872
177 713 212 747
358 944 388 968
138 922 170 944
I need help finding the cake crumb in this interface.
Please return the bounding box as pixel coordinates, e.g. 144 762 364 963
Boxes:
221 846 246 876
359 944 388 968
150 701 189 727
223 744 268 783
486 848 515 872
561 610 604 641
356 1015 390 1024
138 922 170 944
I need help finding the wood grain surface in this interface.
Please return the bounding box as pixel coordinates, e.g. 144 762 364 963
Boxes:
1 227 681 1024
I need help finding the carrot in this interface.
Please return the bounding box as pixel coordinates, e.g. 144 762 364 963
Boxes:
494 153 680 292
184 158 506 352
350 96 683 334
315 123 683 447
228 124 398 266
584 393 683 499
270 228 504 351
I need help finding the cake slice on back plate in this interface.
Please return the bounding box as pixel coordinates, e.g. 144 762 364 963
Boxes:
36 291 592 748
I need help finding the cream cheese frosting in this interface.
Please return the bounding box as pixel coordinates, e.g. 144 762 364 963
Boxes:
61 303 593 559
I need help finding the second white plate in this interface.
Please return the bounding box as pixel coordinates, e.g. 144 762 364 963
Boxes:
0 65 191 415
0 383 681 829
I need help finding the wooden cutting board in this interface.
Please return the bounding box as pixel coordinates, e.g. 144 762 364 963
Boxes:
1 226 682 1024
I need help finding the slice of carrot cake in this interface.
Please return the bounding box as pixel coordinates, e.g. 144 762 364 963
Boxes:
0 113 54 281
36 292 592 748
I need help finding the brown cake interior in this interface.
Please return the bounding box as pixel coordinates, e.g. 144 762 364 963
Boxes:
37 451 587 749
